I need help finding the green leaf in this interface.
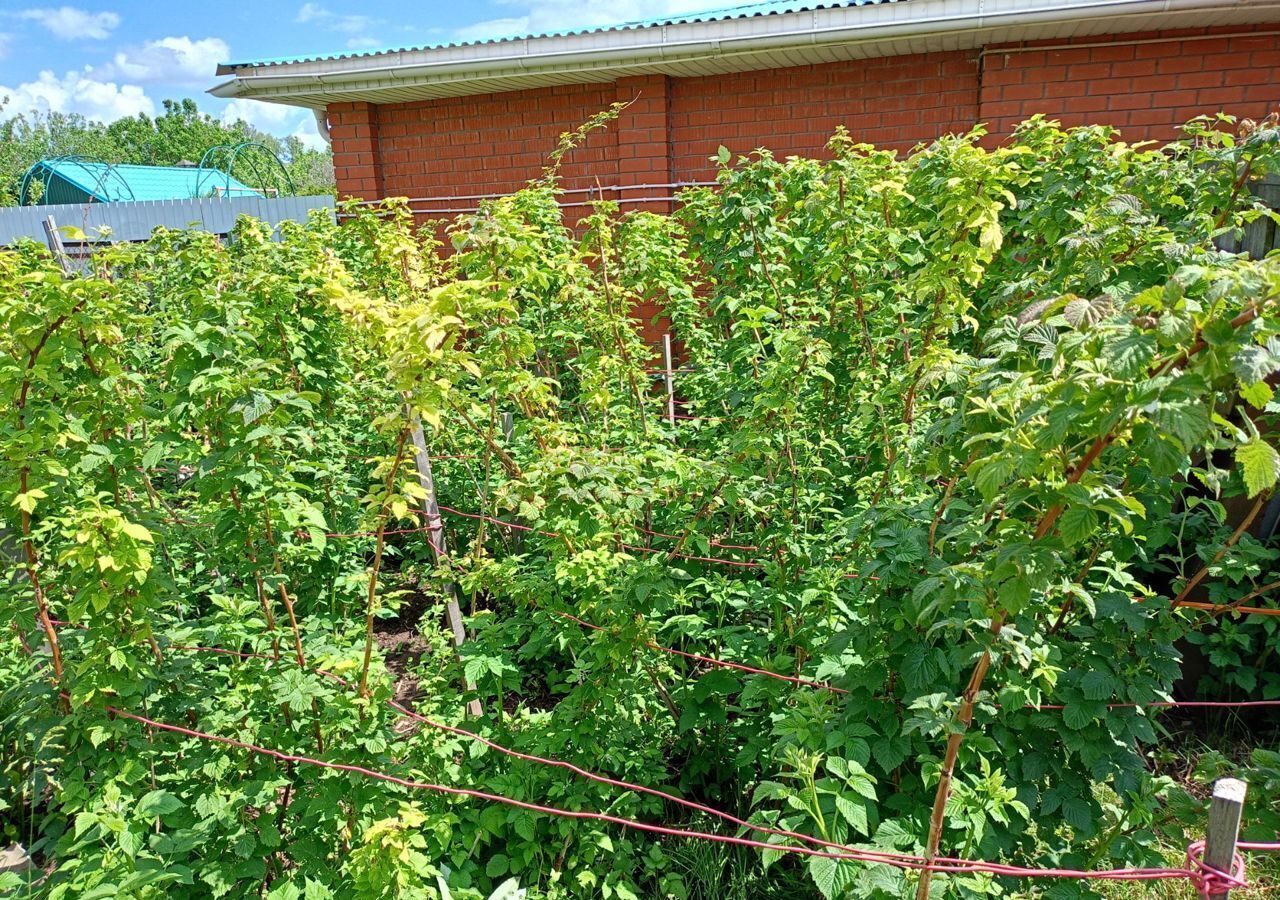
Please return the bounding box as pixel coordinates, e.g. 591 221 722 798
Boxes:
871 738 906 773
120 521 153 543
1151 397 1210 450
1058 507 1097 547
1240 380 1274 410
1062 702 1096 731
141 443 165 469
237 391 273 425
971 455 1015 502
1232 343 1280 384
1238 438 1280 497
716 145 731 165
1059 794 1093 832
1079 670 1116 701
1203 318 1238 347
1157 311 1193 346
835 795 869 836
512 812 536 842
901 645 939 690
808 856 840 900
485 854 510 878
1102 330 1156 379
137 789 182 818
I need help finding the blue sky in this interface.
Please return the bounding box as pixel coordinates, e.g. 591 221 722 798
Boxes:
0 1 714 147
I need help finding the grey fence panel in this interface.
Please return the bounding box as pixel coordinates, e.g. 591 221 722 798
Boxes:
1216 173 1280 258
0 195 335 246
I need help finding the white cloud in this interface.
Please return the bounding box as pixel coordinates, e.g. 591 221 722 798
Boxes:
17 6 120 41
0 33 12 59
453 16 528 42
290 120 327 151
0 68 153 121
453 0 713 42
219 97 325 150
221 97 294 129
295 3 376 34
100 36 230 86
0 31 231 126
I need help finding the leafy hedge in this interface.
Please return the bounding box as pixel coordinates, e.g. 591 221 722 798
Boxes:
2 112 1279 899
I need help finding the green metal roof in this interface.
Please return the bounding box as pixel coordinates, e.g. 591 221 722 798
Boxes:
217 0 902 71
35 159 261 202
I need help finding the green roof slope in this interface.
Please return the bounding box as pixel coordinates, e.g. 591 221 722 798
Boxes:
39 160 261 202
217 0 902 69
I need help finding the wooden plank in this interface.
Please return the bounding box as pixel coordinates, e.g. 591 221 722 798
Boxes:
663 333 676 425
408 416 482 717
41 216 69 271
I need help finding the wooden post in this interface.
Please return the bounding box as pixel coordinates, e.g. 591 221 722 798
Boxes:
408 415 482 717
41 216 71 273
662 333 676 425
1205 777 1247 900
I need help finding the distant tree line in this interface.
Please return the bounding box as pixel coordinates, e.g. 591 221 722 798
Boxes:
0 98 335 205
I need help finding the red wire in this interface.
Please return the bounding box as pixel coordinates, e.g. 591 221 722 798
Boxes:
555 611 849 695
431 505 873 579
321 505 1280 612
1174 599 1280 617
155 639 1280 872
1031 700 1280 710
36 625 1277 889
105 703 1259 885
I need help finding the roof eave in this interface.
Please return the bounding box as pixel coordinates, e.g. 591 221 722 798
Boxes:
210 0 1280 106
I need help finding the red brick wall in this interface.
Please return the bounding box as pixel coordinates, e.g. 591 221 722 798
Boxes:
668 51 979 181
328 27 1280 202
329 101 381 198
981 29 1280 143
327 26 1279 352
368 82 619 205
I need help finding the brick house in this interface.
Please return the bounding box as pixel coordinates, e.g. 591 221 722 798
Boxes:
213 0 1280 215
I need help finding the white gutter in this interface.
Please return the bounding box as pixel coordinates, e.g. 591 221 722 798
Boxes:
312 109 330 144
211 0 1277 102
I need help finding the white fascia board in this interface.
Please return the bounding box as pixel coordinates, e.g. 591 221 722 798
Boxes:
209 0 1280 104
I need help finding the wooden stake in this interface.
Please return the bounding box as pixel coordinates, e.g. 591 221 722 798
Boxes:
662 333 676 425
408 415 482 717
41 216 71 274
1205 777 1247 900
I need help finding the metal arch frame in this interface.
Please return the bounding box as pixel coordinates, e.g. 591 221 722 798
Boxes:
194 142 295 199
19 155 136 206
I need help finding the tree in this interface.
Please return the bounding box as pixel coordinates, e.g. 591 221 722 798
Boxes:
0 96 334 204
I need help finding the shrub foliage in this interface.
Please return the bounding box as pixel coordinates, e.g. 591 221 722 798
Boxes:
2 113 1280 899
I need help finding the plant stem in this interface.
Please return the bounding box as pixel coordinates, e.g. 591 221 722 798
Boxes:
1171 495 1266 607
14 301 87 711
357 425 411 700
263 509 325 752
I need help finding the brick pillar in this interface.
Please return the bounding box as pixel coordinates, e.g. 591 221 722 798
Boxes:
327 101 382 200
615 75 673 210
614 75 674 348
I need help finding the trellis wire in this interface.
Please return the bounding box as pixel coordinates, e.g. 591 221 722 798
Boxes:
103 701 1279 895
35 623 1279 896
